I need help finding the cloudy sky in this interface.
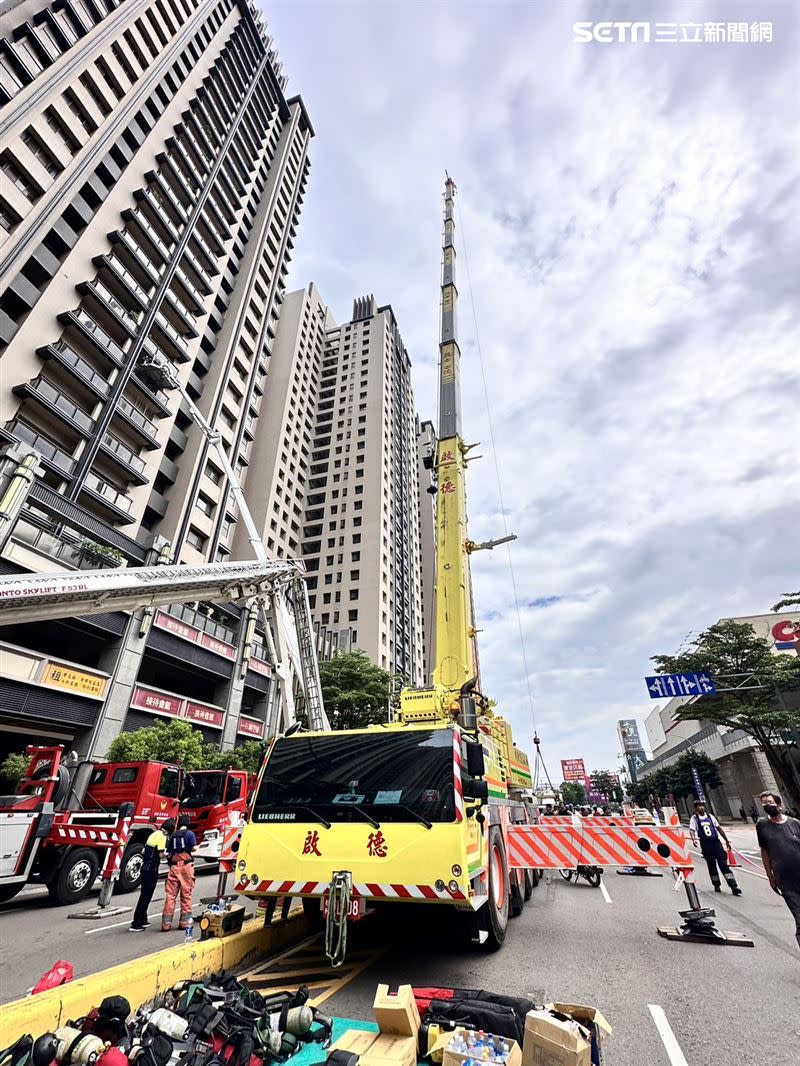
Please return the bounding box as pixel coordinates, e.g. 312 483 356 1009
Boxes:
261 0 799 776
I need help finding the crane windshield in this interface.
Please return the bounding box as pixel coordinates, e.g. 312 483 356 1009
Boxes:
253 729 456 824
181 771 225 807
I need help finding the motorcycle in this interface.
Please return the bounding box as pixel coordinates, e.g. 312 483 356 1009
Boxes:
559 865 603 888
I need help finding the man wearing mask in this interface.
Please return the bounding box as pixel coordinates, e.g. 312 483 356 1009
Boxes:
130 817 175 931
756 790 800 950
161 814 197 931
689 800 742 895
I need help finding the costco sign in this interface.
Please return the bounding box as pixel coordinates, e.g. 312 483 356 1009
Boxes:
772 620 800 654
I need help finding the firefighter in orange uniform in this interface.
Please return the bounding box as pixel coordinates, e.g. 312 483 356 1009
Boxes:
161 814 197 931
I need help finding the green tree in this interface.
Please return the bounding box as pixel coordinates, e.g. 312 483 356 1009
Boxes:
560 781 587 806
670 749 721 799
653 620 800 812
589 770 620 802
318 649 392 730
106 719 205 769
0 752 28 790
772 591 800 613
200 739 264 775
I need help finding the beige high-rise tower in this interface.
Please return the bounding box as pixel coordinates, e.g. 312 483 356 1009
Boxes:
0 0 313 753
256 287 427 684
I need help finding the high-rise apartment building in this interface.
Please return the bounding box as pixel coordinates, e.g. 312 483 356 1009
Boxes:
0 0 313 756
255 287 427 683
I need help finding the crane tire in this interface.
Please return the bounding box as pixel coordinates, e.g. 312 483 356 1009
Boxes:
479 827 509 950
510 869 524 917
524 869 535 900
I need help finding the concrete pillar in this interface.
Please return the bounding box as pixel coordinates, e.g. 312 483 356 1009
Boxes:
0 446 43 552
84 608 153 758
219 603 255 751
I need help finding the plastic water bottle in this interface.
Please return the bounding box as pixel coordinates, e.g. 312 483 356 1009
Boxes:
184 917 194 942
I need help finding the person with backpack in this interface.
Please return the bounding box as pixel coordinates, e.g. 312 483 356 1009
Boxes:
161 815 197 931
130 817 175 931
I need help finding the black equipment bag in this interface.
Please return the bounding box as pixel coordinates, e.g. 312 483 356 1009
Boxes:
423 989 537 1045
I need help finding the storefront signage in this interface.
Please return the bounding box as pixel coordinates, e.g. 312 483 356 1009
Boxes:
247 655 273 677
185 701 225 728
153 611 236 660
238 715 265 738
41 663 107 698
130 684 223 730
560 758 586 782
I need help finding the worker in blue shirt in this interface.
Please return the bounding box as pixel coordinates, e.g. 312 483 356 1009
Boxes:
161 814 197 931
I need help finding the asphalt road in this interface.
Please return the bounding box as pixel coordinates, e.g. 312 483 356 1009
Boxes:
320 827 799 1066
2 827 797 1065
0 862 257 1003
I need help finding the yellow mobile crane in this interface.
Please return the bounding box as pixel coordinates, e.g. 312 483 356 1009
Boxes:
235 178 537 962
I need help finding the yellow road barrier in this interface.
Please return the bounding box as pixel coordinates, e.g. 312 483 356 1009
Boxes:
0 914 310 1045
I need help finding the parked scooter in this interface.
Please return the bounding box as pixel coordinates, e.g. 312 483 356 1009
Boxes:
559 866 603 887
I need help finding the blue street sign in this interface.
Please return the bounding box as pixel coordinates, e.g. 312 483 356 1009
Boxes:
644 672 717 699
691 767 706 803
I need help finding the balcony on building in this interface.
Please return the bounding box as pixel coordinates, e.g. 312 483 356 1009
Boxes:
108 229 163 287
121 207 173 266
144 170 190 227
173 265 205 312
80 472 134 523
162 285 200 337
37 341 111 403
2 419 76 480
150 313 190 362
76 280 141 340
187 230 220 275
111 393 160 448
165 602 237 647
152 156 197 215
12 376 95 437
92 253 154 313
134 186 184 242
99 431 148 484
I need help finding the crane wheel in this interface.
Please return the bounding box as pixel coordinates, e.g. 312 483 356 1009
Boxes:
523 869 535 900
478 827 509 950
510 869 524 917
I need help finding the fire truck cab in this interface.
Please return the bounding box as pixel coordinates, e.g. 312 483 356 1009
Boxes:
180 769 253 861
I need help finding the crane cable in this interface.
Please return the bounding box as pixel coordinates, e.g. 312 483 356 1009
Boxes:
456 195 538 737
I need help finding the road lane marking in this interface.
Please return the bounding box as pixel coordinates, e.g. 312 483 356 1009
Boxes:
85 910 159 934
599 879 612 904
648 1004 688 1066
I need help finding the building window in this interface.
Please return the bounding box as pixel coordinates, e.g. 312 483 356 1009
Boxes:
197 494 214 516
348 610 358 622
349 589 358 601
186 527 207 550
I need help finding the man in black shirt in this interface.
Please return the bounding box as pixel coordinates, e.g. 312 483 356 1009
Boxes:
756 790 800 950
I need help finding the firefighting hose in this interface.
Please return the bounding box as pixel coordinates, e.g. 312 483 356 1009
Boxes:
324 871 353 968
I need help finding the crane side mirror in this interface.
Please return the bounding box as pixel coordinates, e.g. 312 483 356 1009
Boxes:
461 777 488 802
465 741 485 779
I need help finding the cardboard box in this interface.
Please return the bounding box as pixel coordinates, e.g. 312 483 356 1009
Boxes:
360 1034 418 1066
328 1031 381 1059
436 1026 523 1066
523 1011 591 1066
548 1006 611 1066
373 985 421 1040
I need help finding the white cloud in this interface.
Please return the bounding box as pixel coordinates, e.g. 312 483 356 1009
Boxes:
262 0 800 772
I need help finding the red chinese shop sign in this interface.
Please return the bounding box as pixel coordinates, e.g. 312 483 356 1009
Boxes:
130 685 224 730
153 611 237 660
237 715 265 739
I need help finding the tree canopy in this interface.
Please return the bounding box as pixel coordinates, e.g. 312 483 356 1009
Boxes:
629 749 721 807
652 619 800 811
106 719 206 768
318 649 393 731
589 770 622 802
560 781 587 806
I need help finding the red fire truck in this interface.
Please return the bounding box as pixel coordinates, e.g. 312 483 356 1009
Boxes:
0 746 181 906
180 769 254 862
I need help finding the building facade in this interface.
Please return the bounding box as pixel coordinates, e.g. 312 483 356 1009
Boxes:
0 0 313 758
256 287 428 684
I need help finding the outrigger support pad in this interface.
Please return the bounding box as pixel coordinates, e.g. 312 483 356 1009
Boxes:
656 879 754 946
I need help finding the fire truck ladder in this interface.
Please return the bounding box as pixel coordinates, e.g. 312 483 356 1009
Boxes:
290 577 325 732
